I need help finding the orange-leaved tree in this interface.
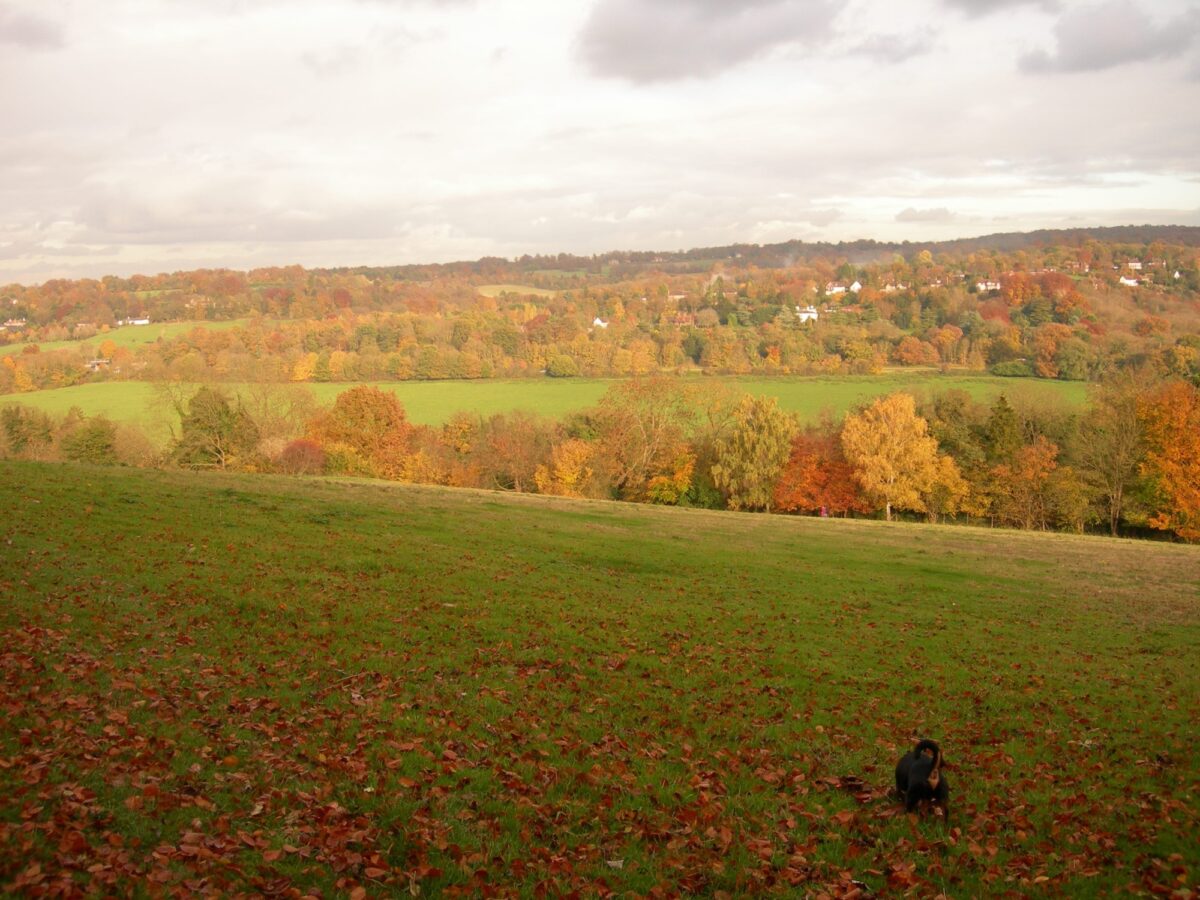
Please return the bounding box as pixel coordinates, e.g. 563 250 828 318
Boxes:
1138 380 1200 541
534 438 596 498
773 428 868 516
306 385 413 478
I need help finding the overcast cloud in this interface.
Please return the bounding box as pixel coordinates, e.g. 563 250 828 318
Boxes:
1 0 1198 284
577 0 840 82
1021 1 1200 71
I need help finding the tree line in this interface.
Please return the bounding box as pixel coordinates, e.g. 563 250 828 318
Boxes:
6 374 1194 541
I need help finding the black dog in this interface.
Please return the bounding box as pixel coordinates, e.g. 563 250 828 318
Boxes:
895 739 949 822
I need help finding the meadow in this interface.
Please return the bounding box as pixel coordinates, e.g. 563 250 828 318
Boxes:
476 284 560 298
0 320 250 358
1 462 1196 896
6 373 1087 442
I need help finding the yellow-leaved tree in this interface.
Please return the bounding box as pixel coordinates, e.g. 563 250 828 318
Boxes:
841 392 963 521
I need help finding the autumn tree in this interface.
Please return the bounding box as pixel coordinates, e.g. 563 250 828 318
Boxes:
1138 380 1200 541
1074 372 1147 535
991 436 1059 530
711 395 797 511
773 427 868 516
534 438 596 497
840 392 945 521
306 385 413 478
590 377 698 501
477 411 556 493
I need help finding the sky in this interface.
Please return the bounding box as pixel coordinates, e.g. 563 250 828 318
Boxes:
1 0 1199 285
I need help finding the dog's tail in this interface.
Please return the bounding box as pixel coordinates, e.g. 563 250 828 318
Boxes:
913 739 941 770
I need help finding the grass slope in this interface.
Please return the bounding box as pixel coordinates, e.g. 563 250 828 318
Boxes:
0 320 249 358
8 373 1086 439
476 284 559 298
1 463 1196 896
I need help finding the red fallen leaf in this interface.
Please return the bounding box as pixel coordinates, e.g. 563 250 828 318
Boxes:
442 748 459 761
365 866 388 878
887 862 919 888
262 849 282 862
349 887 367 900
397 777 418 789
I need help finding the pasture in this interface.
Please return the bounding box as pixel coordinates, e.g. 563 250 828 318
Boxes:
1 462 1196 896
476 284 560 298
0 320 250 358
6 373 1087 443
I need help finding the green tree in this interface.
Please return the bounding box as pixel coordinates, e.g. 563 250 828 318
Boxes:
61 417 119 465
982 394 1023 464
546 354 579 377
0 405 55 459
711 395 797 511
173 387 260 470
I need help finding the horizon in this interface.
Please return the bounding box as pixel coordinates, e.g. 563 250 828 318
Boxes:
3 221 1194 289
3 0 1199 285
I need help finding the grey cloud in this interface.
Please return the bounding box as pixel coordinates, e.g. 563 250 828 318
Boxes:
577 0 839 83
1021 1 1200 73
943 0 1058 16
0 3 65 49
896 207 955 223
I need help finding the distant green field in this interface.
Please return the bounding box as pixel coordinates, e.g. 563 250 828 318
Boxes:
1 462 1196 896
476 283 559 298
3 374 1087 443
0 319 249 358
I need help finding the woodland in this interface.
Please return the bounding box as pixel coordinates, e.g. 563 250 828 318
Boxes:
1 226 1199 541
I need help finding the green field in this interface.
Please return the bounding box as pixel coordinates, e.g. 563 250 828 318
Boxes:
1 462 1196 895
476 283 559 298
5 374 1087 443
0 319 250 358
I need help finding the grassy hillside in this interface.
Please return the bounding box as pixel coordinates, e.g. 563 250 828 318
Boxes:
0 319 249 358
7 373 1087 440
1 462 1196 896
477 283 559 298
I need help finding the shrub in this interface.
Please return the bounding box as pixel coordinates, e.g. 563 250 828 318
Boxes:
277 439 326 475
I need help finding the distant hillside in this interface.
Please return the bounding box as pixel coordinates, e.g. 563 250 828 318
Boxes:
337 224 1200 280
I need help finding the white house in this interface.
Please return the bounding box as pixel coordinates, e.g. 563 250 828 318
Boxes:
1127 261 1143 271
118 317 151 326
795 305 819 323
849 280 862 293
975 280 1002 293
592 317 609 329
824 282 846 296
1119 276 1140 287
